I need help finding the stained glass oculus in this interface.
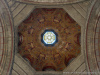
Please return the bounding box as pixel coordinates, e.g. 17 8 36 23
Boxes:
43 31 56 44
41 29 58 46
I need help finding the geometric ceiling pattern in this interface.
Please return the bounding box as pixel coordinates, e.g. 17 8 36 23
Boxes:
18 8 81 71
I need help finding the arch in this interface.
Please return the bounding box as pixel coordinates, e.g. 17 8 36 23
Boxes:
85 0 100 74
16 0 87 5
0 0 14 75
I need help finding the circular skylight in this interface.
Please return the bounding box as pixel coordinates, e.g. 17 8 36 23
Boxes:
43 31 56 44
41 29 58 46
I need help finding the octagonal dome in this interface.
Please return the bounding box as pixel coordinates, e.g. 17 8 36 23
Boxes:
18 8 81 71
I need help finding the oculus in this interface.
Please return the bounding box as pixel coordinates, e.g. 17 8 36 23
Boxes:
41 29 58 46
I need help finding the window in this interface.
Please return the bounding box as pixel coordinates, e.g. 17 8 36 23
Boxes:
41 29 58 46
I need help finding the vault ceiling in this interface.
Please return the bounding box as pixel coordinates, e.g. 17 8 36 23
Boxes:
18 8 81 71
2 0 99 75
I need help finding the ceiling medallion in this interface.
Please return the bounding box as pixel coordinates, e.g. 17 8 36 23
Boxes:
41 29 58 46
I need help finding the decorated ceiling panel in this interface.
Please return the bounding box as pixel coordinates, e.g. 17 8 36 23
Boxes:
18 8 81 71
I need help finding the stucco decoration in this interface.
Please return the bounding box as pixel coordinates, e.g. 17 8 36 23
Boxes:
18 8 81 71
0 0 14 75
85 0 100 75
16 0 87 5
